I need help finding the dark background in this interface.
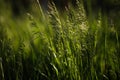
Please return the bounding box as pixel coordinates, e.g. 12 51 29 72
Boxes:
3 0 120 16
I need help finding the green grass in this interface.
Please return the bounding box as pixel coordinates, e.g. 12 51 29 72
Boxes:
0 0 120 80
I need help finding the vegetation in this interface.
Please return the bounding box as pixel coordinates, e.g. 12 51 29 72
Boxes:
0 0 120 80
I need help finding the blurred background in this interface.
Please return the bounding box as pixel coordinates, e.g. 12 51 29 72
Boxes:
0 0 120 16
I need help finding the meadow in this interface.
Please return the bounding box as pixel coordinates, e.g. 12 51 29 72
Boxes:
0 0 120 80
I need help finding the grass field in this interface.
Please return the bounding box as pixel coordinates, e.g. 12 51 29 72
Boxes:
0 0 120 80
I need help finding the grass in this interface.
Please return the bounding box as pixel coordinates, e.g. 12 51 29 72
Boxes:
0 0 120 80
